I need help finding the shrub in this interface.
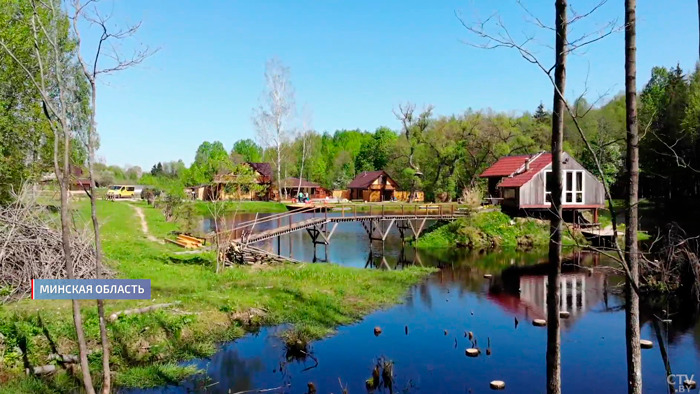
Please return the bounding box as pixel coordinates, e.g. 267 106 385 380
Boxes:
461 187 483 209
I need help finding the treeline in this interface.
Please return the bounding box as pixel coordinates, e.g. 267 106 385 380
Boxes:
132 65 697 202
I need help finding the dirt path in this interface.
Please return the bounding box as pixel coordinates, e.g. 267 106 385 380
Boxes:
130 204 164 244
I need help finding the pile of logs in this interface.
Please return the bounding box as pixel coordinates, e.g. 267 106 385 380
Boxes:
223 242 299 265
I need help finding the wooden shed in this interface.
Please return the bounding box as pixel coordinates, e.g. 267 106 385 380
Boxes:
347 170 399 202
480 151 605 223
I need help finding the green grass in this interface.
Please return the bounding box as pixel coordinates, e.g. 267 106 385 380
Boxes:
192 200 287 215
598 199 652 241
1 199 434 392
415 210 578 249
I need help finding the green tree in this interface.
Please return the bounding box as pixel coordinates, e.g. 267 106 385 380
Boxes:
231 139 263 162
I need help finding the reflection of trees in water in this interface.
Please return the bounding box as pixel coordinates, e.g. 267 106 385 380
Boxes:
199 347 267 394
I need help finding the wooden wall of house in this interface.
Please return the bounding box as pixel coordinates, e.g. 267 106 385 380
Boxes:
333 190 351 200
519 152 605 206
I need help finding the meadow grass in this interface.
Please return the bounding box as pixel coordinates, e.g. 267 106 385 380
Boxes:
191 200 287 216
0 199 433 392
415 210 579 249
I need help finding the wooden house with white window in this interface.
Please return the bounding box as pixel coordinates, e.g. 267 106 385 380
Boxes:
479 152 605 223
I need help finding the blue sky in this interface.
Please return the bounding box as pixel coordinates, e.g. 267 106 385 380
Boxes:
87 0 698 169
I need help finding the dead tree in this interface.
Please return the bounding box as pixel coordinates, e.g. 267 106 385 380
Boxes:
70 1 156 392
624 1 642 392
394 103 433 202
253 57 296 202
0 1 94 391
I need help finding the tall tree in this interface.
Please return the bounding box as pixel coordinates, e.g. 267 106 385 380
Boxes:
296 105 313 197
624 0 642 392
71 1 155 391
394 103 433 202
252 57 295 201
546 2 567 393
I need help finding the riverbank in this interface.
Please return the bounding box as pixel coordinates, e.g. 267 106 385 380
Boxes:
415 210 580 249
191 200 287 215
0 200 434 393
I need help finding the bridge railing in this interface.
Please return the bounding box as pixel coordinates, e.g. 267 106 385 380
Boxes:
214 202 470 241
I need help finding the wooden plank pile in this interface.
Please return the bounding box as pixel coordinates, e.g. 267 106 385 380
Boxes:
165 233 205 249
223 243 300 265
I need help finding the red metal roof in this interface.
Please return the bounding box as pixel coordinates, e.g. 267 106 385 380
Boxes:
498 153 552 188
479 155 531 177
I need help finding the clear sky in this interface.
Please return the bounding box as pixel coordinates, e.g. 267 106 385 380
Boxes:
87 0 698 170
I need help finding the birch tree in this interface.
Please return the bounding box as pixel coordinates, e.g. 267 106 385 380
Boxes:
252 57 295 201
71 1 156 392
297 104 313 198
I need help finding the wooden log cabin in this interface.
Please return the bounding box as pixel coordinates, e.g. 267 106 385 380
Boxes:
347 170 399 202
210 162 275 201
479 151 605 224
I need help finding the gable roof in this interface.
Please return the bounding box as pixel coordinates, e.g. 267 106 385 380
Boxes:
480 155 532 178
348 170 390 189
498 153 552 188
247 162 272 178
280 177 321 188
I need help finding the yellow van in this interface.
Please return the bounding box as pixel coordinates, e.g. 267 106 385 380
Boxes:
106 185 136 200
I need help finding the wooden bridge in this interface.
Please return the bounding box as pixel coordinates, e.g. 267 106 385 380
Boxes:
216 204 470 247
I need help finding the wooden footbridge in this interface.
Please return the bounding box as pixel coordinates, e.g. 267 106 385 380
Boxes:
217 204 470 248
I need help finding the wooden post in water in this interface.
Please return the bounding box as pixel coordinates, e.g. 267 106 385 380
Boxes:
277 217 281 255
288 215 292 258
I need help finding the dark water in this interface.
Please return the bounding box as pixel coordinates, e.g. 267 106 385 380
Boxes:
123 213 700 394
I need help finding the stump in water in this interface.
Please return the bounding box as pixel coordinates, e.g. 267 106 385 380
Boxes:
465 348 480 357
490 380 506 390
374 326 382 336
640 339 653 349
532 319 546 327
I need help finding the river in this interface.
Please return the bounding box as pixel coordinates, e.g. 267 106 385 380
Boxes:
123 212 700 394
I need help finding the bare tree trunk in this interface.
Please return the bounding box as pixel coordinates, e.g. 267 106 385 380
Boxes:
277 147 282 201
83 82 111 392
624 0 642 392
297 135 307 199
547 1 567 394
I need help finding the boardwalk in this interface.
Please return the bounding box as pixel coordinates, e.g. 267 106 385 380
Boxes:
226 204 471 245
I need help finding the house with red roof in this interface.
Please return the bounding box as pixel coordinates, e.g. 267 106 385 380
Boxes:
480 151 605 221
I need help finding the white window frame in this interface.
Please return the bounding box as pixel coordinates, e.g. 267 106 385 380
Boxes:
543 170 585 205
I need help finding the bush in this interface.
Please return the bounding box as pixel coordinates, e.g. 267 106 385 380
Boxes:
461 187 483 209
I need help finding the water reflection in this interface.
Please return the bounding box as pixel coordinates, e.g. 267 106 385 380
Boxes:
121 215 700 394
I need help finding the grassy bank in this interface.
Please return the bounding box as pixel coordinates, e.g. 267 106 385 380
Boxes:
415 210 580 249
191 200 287 216
0 200 433 393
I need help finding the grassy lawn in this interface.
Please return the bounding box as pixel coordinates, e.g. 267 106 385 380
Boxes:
191 200 287 216
0 199 434 392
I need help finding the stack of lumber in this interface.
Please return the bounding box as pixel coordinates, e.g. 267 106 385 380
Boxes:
166 234 205 249
223 243 300 265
